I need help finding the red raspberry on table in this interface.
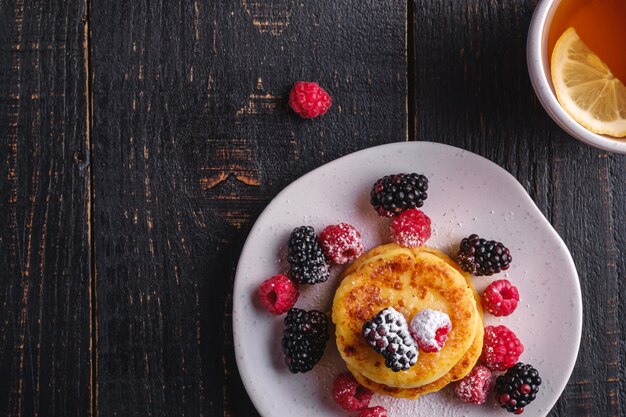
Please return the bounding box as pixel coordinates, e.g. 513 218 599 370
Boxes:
319 223 364 265
481 325 524 371
454 365 493 404
356 406 388 417
288 81 332 119
390 208 431 248
257 274 299 315
482 279 520 317
331 372 373 411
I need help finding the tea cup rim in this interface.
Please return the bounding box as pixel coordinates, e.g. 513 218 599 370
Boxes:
527 0 626 154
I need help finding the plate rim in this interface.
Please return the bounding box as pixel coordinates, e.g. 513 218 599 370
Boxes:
232 141 582 417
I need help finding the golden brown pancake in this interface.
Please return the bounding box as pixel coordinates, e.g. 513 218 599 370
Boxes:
340 246 484 399
332 244 481 390
348 305 484 399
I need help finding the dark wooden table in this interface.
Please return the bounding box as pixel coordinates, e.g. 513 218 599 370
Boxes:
0 1 624 416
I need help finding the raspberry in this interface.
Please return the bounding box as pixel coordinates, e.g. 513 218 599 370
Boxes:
319 223 364 264
287 226 330 284
331 372 373 411
288 81 332 119
282 308 329 373
454 365 493 404
258 274 299 315
481 325 524 371
356 406 388 417
482 279 520 317
390 209 432 248
457 234 512 276
494 362 542 414
362 307 418 371
370 173 429 217
409 308 452 352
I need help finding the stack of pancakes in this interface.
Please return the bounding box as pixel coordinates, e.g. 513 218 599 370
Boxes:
332 243 484 399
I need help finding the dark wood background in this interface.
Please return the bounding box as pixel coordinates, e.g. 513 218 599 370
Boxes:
0 0 623 416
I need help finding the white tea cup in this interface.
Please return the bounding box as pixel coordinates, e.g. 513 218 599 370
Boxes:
527 0 626 154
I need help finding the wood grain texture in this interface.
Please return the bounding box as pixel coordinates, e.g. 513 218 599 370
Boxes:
88 1 405 416
411 1 625 416
0 0 92 416
1 1 624 416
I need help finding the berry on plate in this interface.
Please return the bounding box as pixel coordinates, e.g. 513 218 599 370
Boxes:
282 308 329 373
457 233 512 276
481 325 524 372
494 362 542 414
370 173 429 217
288 81 332 119
287 226 330 284
362 307 418 372
356 406 388 417
482 279 520 316
454 365 493 404
332 372 373 411
390 208 432 248
319 223 364 264
258 274 299 315
409 308 451 352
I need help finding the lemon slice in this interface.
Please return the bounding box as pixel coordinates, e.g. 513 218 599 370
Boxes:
551 27 626 137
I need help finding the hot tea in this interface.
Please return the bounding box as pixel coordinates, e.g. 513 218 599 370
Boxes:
548 0 626 83
547 0 626 138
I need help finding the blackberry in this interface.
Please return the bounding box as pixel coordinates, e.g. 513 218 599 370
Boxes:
370 173 429 217
281 308 329 373
494 362 542 414
362 307 418 372
457 234 512 276
287 226 330 284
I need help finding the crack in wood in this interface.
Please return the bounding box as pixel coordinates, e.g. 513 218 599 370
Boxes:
236 78 282 116
241 0 293 36
194 139 261 191
83 0 97 415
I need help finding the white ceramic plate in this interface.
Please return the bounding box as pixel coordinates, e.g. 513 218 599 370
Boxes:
233 142 581 417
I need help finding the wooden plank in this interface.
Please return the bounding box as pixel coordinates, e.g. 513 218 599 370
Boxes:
89 1 406 416
609 154 625 416
411 1 625 416
0 0 92 416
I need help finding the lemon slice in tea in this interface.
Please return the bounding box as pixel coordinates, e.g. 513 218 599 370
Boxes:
551 27 626 137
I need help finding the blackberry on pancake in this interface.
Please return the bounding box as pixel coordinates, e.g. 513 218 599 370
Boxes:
362 307 418 372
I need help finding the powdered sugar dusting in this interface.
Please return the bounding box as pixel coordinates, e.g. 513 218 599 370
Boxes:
233 143 582 417
319 223 364 264
454 365 492 404
363 307 419 371
390 209 432 247
409 309 452 352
